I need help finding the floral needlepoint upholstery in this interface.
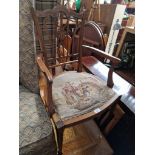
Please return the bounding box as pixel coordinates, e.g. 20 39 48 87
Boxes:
19 86 56 155
52 71 116 120
19 0 39 93
19 0 58 154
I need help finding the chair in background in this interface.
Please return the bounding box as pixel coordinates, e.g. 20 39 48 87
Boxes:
31 5 121 155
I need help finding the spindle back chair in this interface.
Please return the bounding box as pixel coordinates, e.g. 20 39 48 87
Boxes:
31 5 121 155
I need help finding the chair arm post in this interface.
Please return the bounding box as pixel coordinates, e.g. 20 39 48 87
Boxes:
47 82 55 116
82 45 121 88
36 55 53 83
36 55 55 115
107 64 114 88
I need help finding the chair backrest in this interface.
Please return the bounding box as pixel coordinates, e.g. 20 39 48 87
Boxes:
31 5 86 74
19 0 39 93
72 21 106 57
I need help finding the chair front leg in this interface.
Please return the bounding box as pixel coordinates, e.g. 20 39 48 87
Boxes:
52 113 64 155
57 126 64 155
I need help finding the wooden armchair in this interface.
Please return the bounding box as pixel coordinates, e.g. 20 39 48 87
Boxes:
31 5 121 155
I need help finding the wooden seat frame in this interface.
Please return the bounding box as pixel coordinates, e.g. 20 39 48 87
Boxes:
31 5 121 155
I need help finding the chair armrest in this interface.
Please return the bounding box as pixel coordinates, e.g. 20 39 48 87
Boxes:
82 45 121 65
82 45 121 88
36 55 55 116
36 55 53 83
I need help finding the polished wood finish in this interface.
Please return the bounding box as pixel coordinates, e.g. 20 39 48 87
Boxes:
82 45 120 64
31 5 122 154
116 69 135 86
82 56 135 113
82 45 121 88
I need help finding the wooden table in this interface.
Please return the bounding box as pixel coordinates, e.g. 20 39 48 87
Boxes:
82 56 135 114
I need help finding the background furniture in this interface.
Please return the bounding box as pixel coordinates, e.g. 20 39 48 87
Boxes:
19 0 57 154
93 4 126 55
32 5 121 155
115 27 135 85
72 21 106 58
115 27 135 57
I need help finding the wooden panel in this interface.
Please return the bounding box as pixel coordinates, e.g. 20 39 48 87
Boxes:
94 4 126 55
126 15 135 27
93 4 117 34
82 0 94 19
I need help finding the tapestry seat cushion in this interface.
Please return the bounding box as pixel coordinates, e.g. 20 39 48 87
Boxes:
19 85 56 155
52 71 117 120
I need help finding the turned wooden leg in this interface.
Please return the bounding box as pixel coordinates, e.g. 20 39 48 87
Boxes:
57 127 64 155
